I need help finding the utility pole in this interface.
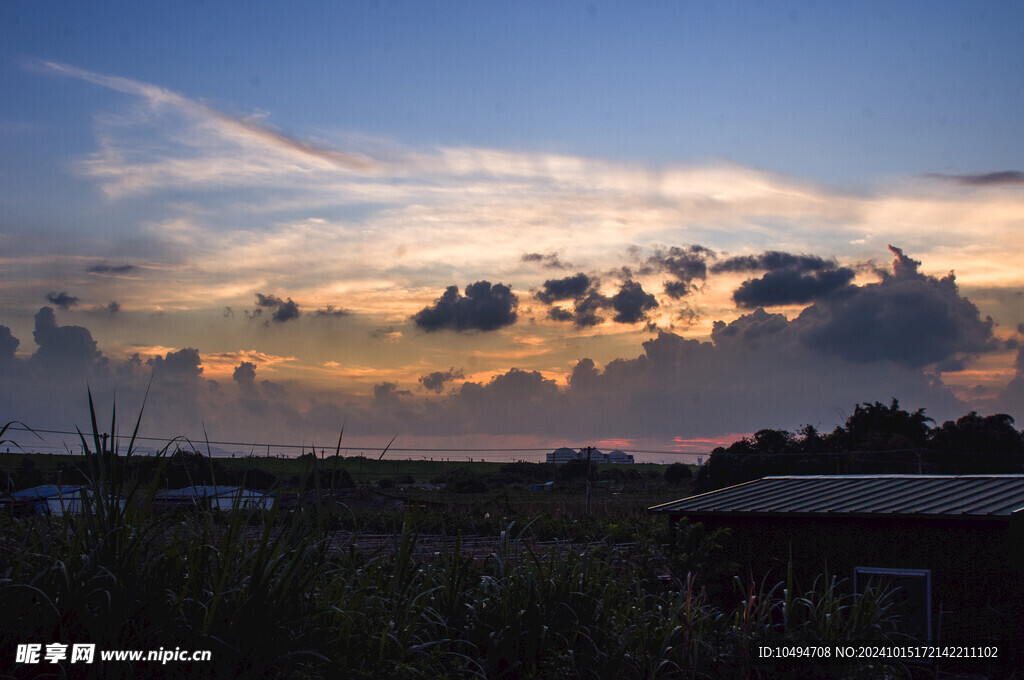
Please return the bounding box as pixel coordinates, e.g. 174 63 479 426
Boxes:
585 445 593 515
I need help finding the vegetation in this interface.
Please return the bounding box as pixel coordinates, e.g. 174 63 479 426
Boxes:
4 397 1022 677
699 399 1024 490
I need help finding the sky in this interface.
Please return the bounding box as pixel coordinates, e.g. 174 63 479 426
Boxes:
1 1 1024 461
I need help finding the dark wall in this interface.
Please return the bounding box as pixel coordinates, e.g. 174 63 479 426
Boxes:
673 513 1024 647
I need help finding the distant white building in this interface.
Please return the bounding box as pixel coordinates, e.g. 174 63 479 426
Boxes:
606 450 635 464
546 448 634 464
546 447 585 463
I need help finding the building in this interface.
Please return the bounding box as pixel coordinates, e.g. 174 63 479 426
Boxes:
154 485 274 511
3 485 92 515
650 475 1024 648
605 449 635 464
546 447 634 464
546 447 585 464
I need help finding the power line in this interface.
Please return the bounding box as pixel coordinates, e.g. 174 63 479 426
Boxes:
1 425 699 457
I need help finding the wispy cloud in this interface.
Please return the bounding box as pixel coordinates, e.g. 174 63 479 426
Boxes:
924 171 1024 186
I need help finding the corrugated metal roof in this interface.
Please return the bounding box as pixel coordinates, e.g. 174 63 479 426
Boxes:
155 485 271 500
11 485 87 500
649 475 1024 519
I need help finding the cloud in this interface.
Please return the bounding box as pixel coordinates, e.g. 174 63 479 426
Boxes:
313 305 350 318
0 325 19 370
610 280 659 324
45 291 79 309
418 368 465 393
90 301 121 315
925 171 1024 186
87 263 137 274
791 247 995 367
30 307 106 378
708 248 858 308
732 268 856 308
38 60 374 194
412 281 518 332
648 245 714 299
147 347 203 381
369 327 403 343
522 252 568 269
254 293 300 323
711 251 839 274
374 381 412 406
537 276 658 327
536 273 594 304
233 361 257 390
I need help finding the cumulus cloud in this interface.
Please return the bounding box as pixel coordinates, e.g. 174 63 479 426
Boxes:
610 280 659 324
793 247 996 367
45 292 79 309
0 325 19 373
30 307 106 378
732 268 856 308
536 273 594 304
233 361 257 390
254 293 300 323
413 281 518 332
648 245 714 299
709 249 857 308
536 273 658 327
147 347 203 381
418 368 465 393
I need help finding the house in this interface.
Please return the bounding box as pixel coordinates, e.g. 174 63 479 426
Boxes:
650 475 1024 649
154 485 274 511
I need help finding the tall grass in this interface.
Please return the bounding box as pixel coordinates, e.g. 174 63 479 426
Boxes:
0 400 912 679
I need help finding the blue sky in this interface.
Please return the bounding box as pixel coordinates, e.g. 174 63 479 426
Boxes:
2 1 1024 459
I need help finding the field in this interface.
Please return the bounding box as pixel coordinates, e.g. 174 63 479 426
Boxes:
0 420 961 679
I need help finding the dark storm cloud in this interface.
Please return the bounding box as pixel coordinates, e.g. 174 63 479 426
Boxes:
793 247 996 368
31 307 106 377
233 361 257 390
313 305 350 318
254 293 300 323
536 273 593 303
147 348 203 381
732 268 856 308
711 251 837 274
374 382 411 405
610 280 658 324
45 291 79 309
412 281 518 332
0 325 19 371
647 245 714 299
925 170 1024 186
87 263 137 274
418 368 465 393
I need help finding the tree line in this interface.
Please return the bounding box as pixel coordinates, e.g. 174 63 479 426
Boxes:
697 399 1024 491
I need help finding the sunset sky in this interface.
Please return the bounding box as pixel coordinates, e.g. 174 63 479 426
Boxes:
2 1 1024 460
